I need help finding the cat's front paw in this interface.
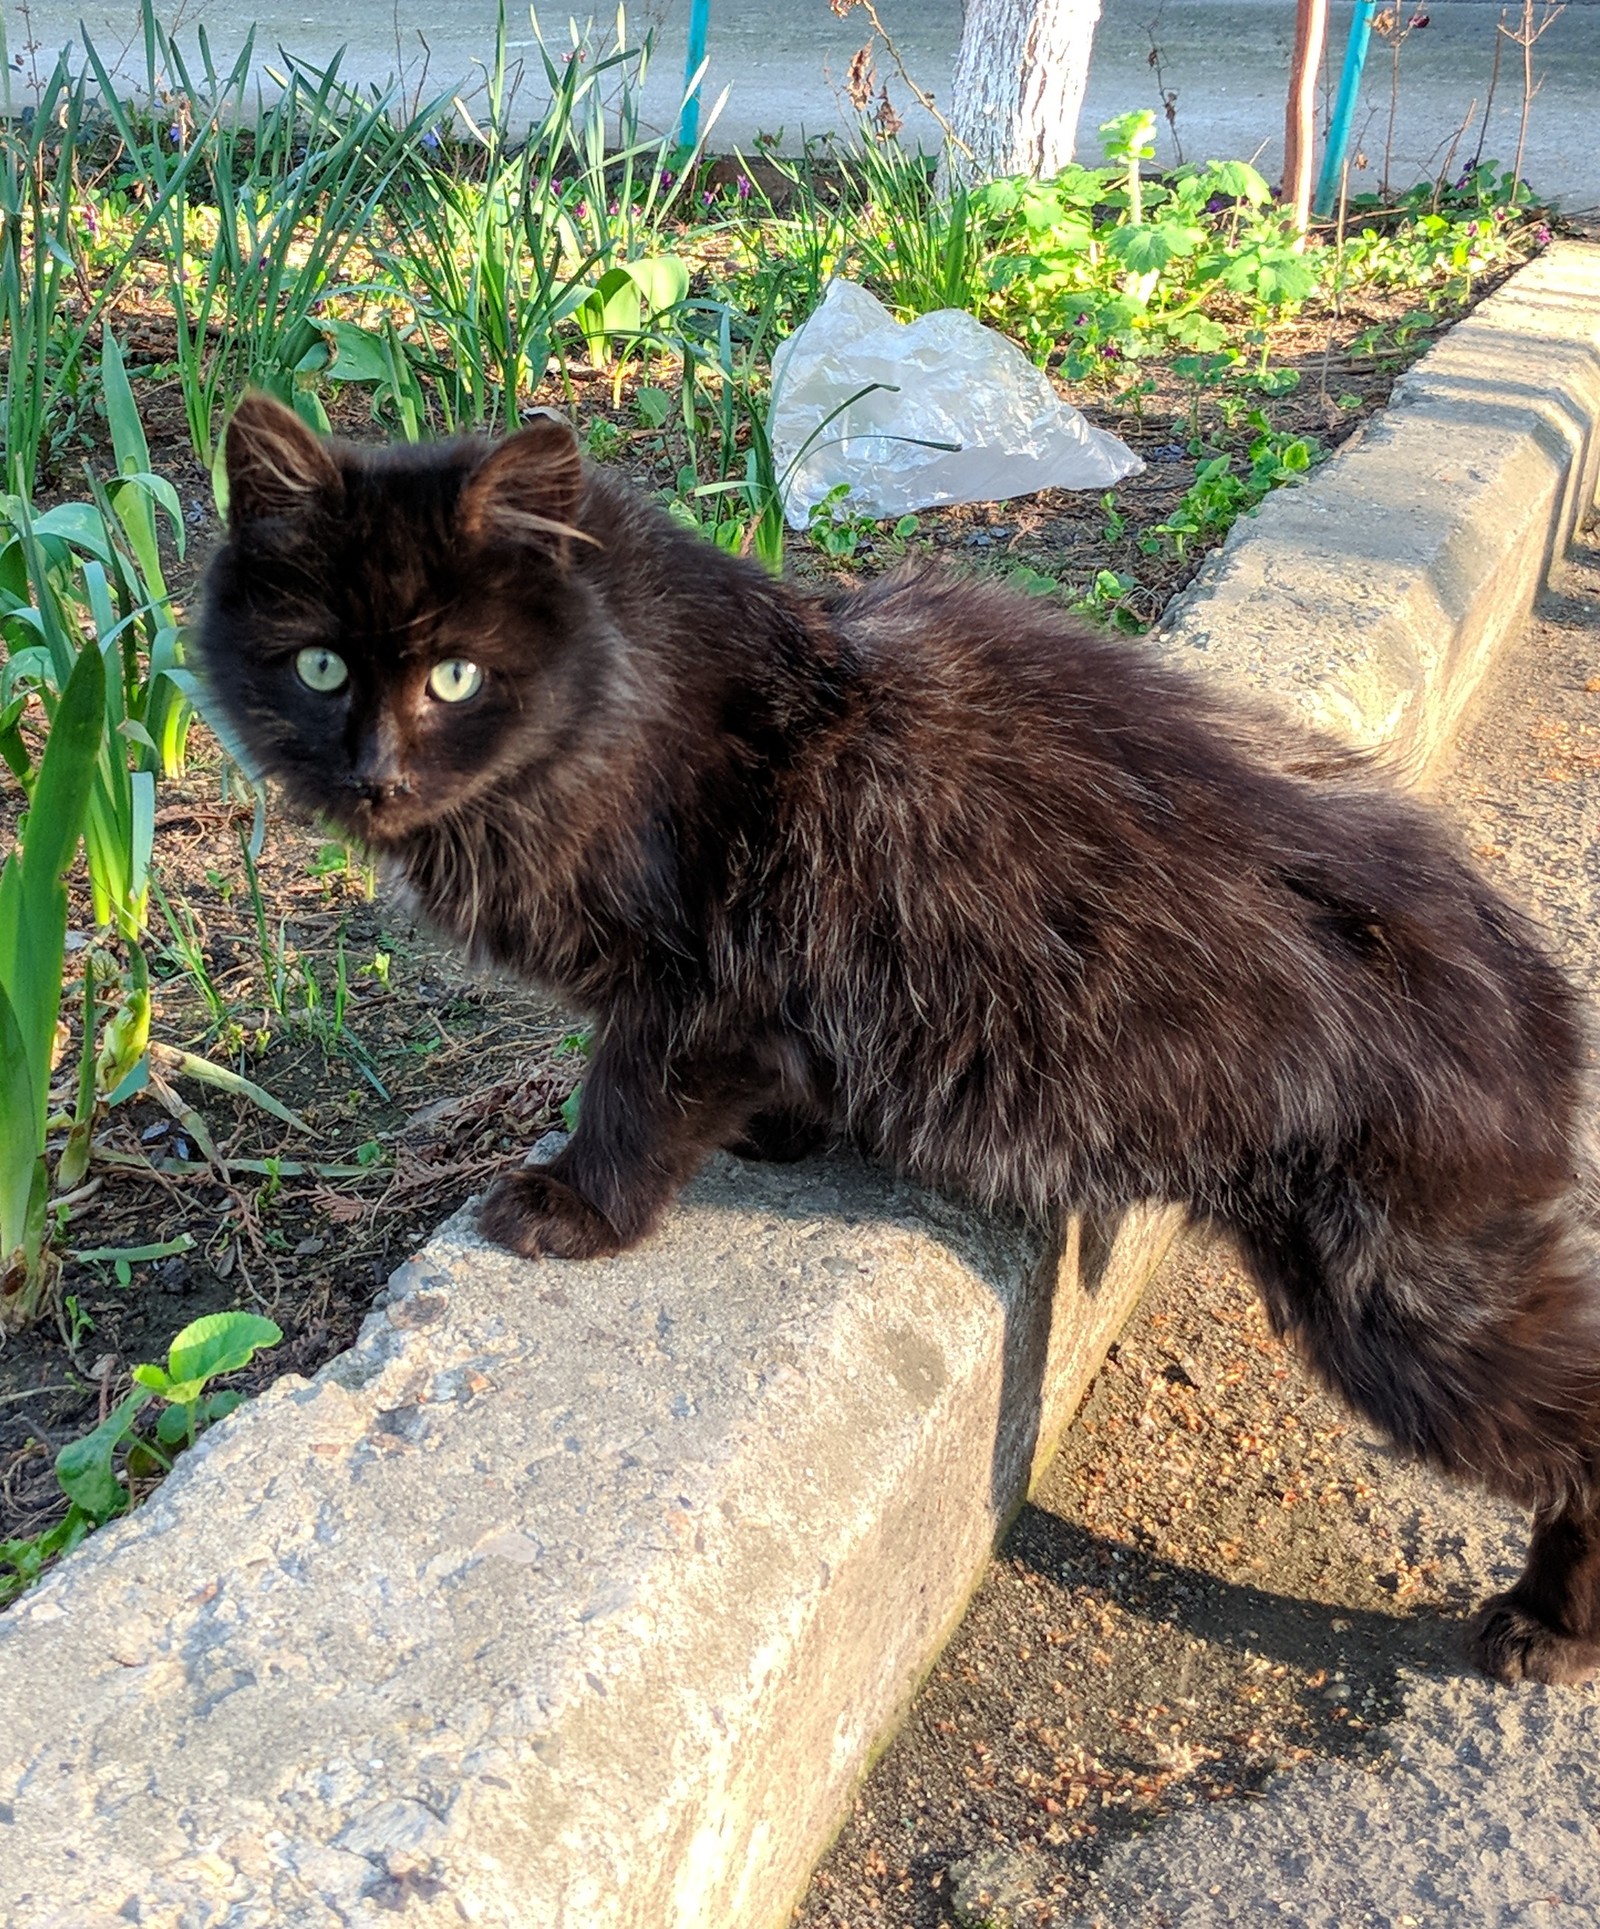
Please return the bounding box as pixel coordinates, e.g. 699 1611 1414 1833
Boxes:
1469 1592 1600 1686
479 1167 624 1260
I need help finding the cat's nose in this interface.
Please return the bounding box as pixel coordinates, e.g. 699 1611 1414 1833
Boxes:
348 716 410 802
346 774 412 804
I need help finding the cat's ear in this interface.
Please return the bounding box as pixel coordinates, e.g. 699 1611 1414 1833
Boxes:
224 393 342 527
457 412 595 560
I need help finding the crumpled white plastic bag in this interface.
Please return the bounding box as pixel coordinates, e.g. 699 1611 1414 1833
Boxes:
768 278 1142 530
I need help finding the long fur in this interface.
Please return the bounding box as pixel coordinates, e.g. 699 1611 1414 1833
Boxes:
198 396 1600 1686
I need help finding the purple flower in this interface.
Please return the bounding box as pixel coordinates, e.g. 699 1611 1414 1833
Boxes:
421 128 441 152
168 122 184 149
702 189 715 206
658 169 676 191
736 174 751 201
1206 192 1228 213
1535 223 1552 245
575 200 588 221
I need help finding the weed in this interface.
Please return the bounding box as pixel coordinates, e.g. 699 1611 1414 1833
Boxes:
805 484 916 562
0 1308 281 1603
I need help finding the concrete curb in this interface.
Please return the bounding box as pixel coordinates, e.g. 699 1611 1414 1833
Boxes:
2 241 1598 1929
1156 242 1600 774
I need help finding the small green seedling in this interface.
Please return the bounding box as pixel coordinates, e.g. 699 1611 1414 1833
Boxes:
129 1309 283 1450
0 1308 288 1603
557 1026 594 1133
805 485 916 562
1005 563 1062 599
583 417 624 461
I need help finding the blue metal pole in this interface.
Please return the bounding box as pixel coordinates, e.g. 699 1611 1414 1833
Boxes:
677 0 712 150
1314 0 1378 215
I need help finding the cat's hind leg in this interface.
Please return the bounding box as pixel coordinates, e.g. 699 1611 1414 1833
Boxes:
1472 1501 1600 1685
1225 1162 1600 1686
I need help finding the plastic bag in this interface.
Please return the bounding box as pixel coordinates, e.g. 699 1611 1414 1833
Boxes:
768 279 1142 530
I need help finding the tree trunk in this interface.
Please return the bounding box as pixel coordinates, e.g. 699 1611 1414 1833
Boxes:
946 0 1103 182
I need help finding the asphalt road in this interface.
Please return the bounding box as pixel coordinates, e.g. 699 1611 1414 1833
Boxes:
10 0 1600 210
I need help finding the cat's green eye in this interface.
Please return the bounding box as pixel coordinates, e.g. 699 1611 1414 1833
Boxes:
295 646 348 694
427 658 483 704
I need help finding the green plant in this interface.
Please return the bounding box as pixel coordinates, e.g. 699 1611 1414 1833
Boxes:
1 334 193 945
128 1310 282 1450
584 417 624 460
82 1 445 464
634 386 675 430
0 26 187 492
0 639 103 1328
804 484 916 562
1142 424 1323 560
671 297 791 573
1072 568 1146 633
0 37 98 493
1004 563 1063 599
532 4 723 271
574 255 692 374
1098 109 1158 225
0 1308 283 1603
1100 492 1129 543
374 9 600 430
838 135 988 320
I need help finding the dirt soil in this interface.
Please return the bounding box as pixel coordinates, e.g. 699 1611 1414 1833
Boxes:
791 529 1600 1928
0 249 1547 1572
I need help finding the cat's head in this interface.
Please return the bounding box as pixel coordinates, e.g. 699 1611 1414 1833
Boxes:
197 395 602 848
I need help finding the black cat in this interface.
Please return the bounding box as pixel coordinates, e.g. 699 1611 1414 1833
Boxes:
198 394 1600 1687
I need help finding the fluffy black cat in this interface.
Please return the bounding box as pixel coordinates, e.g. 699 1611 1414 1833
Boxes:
199 394 1600 1688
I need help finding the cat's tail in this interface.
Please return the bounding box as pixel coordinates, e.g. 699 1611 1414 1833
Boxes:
1227 1149 1600 1513
1225 1136 1600 1685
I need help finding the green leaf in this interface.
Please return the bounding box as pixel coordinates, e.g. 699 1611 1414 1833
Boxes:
1106 221 1205 275
147 1042 315 1134
314 319 396 385
0 978 40 1255
29 503 112 561
100 329 153 476
15 635 103 893
1197 159 1272 206
54 1386 151 1521
0 641 103 1162
618 255 691 316
72 1233 194 1265
635 386 673 429
164 1310 283 1390
156 1404 192 1447
1099 110 1157 165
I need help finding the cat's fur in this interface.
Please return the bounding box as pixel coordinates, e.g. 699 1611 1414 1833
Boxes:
199 394 1600 1688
